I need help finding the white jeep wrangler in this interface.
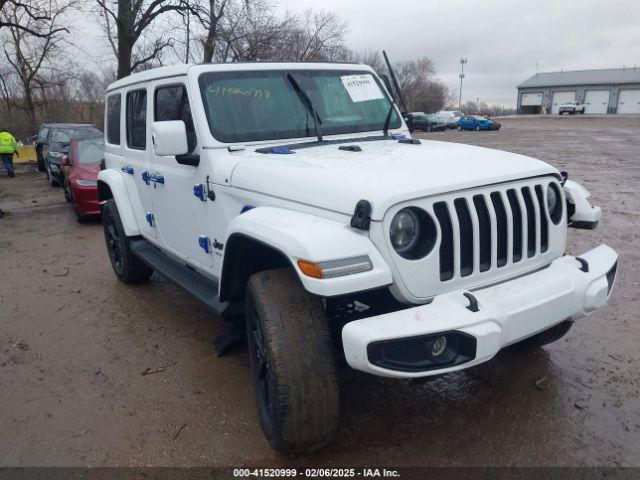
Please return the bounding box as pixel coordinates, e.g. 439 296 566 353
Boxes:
98 62 618 454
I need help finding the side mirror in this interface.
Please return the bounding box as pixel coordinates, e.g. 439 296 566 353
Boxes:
61 155 70 167
151 121 189 157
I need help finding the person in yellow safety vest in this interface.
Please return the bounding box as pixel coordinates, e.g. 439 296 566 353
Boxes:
0 127 19 178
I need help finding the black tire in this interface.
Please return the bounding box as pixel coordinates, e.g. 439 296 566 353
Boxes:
45 161 60 187
36 152 46 172
64 180 72 203
102 199 153 283
515 320 573 349
245 268 339 455
75 207 92 224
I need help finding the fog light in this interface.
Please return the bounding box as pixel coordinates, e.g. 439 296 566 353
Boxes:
431 336 447 356
367 331 476 373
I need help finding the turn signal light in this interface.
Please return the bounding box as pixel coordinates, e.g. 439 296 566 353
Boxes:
297 256 373 279
297 260 323 279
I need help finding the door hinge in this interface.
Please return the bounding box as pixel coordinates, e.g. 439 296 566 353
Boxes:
198 235 211 254
121 165 134 175
193 183 206 202
145 213 155 227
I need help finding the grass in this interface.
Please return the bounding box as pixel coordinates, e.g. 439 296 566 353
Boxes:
15 145 36 164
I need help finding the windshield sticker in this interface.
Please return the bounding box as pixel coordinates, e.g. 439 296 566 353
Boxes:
340 74 384 103
208 86 271 99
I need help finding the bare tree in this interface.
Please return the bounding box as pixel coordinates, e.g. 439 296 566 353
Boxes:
343 49 385 73
95 0 190 78
188 0 230 63
394 57 448 113
0 0 69 37
284 9 347 62
1 0 73 131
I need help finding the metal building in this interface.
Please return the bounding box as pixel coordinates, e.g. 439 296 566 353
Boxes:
517 68 640 114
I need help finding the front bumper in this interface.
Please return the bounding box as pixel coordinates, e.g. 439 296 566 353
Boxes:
73 184 100 216
342 244 618 378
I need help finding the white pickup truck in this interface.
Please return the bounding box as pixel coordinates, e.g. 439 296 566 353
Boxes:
559 101 586 114
98 62 617 454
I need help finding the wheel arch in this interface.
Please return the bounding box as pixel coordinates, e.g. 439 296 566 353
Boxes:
97 169 140 236
219 206 393 301
219 233 294 303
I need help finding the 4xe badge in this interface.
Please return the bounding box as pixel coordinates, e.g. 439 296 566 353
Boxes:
213 239 224 251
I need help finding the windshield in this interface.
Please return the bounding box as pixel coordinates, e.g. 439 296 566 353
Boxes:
198 69 401 143
51 127 100 144
74 136 104 164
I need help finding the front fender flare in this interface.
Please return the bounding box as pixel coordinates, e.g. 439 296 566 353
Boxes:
564 179 601 228
97 169 140 237
224 207 393 297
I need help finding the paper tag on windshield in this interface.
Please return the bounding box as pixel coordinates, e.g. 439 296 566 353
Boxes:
341 74 384 103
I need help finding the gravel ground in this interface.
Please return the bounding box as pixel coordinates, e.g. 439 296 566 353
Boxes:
0 115 638 467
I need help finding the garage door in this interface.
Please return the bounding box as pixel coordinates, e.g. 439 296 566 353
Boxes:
618 89 640 114
584 90 610 114
521 93 543 106
551 91 576 114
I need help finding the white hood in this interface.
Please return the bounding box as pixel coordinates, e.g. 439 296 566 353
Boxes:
230 139 559 220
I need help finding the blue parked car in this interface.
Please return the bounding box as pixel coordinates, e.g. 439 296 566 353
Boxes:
457 115 499 131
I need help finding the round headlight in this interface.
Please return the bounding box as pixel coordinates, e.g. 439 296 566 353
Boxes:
546 183 563 224
389 207 437 260
390 208 419 254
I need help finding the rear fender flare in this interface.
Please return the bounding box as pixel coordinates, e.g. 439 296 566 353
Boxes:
97 169 140 236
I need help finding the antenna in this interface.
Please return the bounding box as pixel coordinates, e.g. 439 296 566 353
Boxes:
382 50 409 116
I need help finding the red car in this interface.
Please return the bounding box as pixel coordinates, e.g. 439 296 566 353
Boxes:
62 134 104 222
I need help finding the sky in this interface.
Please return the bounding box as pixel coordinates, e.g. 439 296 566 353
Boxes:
75 0 640 107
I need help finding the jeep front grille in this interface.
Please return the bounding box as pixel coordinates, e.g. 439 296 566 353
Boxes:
433 181 560 283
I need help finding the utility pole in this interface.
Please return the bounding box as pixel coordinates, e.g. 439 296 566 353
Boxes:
458 58 467 110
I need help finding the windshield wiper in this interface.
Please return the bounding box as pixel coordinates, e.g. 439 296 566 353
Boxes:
383 101 396 137
286 73 323 143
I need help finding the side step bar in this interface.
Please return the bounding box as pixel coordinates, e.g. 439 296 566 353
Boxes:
131 239 228 315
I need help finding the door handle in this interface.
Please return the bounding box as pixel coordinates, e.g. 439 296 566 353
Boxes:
152 174 164 184
141 171 164 185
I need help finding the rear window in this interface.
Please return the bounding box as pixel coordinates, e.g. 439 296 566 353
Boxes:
126 89 147 150
74 137 105 164
106 94 121 145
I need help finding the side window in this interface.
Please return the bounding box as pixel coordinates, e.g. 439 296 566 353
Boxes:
126 89 147 150
38 127 49 143
106 94 121 145
154 85 197 153
51 130 70 143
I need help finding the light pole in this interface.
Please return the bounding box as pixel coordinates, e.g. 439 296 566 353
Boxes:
458 58 467 110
